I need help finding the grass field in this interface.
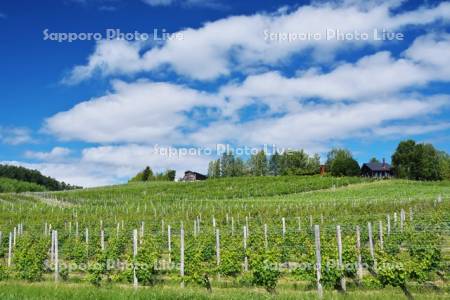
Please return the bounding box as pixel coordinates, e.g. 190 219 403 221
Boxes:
0 176 449 299
0 281 449 300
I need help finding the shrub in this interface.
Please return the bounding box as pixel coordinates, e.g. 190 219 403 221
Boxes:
251 252 280 293
14 234 48 281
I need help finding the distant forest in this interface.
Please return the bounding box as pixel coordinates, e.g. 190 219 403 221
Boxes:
0 164 81 192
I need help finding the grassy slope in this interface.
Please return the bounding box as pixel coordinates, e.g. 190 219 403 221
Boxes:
0 282 449 300
1 177 449 299
50 175 369 204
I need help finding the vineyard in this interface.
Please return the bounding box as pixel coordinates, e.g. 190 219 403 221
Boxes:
0 176 449 299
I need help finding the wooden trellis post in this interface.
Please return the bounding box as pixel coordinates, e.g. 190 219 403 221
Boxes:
282 217 286 238
7 232 12 267
356 226 363 281
394 212 397 229
101 230 105 251
336 225 346 291
51 230 55 263
400 209 405 232
378 221 383 250
168 225 172 264
368 222 376 269
216 229 220 266
140 221 145 245
314 225 323 298
54 230 59 282
264 224 268 249
243 225 248 272
180 223 185 287
386 214 391 236
133 229 138 287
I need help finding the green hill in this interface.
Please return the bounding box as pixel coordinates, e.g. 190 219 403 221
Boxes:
0 164 81 191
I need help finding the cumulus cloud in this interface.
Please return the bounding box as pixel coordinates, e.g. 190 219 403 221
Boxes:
24 147 72 161
3 144 211 187
142 0 174 6
65 1 450 83
27 2 450 187
0 127 33 145
81 144 211 176
142 0 226 9
188 95 450 150
373 123 450 137
47 33 450 148
45 80 222 143
1 160 115 188
219 34 450 115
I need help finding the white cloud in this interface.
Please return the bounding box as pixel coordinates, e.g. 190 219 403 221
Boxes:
404 33 450 70
2 144 211 187
45 80 221 143
142 0 226 9
48 33 450 148
373 123 450 136
219 34 450 115
188 96 449 150
142 0 174 6
24 147 72 161
1 160 115 188
0 127 33 145
81 144 211 176
65 1 450 83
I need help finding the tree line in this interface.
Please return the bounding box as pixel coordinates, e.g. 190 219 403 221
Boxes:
129 166 176 183
208 150 322 178
207 140 450 181
0 164 81 191
392 139 450 181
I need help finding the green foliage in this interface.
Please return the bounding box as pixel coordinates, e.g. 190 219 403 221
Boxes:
129 167 176 182
218 242 242 277
438 151 450 180
377 253 408 288
392 140 445 180
133 237 160 285
86 264 103 287
184 234 215 287
326 148 360 176
250 251 281 293
0 177 46 193
14 234 48 281
63 238 88 264
0 176 447 296
209 149 322 179
249 150 268 176
0 264 10 281
59 266 69 281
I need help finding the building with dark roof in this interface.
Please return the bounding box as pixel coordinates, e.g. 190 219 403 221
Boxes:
182 170 208 181
361 159 393 178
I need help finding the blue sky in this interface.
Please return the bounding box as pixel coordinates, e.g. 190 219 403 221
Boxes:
0 0 449 186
